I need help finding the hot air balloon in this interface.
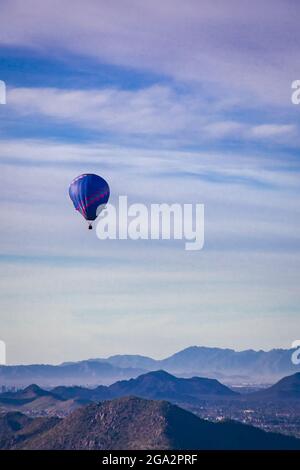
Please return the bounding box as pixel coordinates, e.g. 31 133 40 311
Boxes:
69 173 110 229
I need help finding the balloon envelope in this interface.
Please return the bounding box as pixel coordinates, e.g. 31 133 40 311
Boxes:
69 173 110 221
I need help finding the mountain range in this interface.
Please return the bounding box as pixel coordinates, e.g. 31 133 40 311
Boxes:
1 346 299 387
1 370 300 418
0 371 238 416
106 346 300 383
0 383 84 416
2 396 300 450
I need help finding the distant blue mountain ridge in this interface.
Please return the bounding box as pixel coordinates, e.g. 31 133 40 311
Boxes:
1 346 299 387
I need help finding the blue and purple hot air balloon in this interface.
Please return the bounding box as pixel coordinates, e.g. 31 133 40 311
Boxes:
69 173 110 229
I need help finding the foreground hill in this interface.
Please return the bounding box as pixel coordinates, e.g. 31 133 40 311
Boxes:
0 412 58 449
20 397 300 450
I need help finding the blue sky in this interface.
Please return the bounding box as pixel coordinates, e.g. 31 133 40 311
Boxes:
0 0 300 364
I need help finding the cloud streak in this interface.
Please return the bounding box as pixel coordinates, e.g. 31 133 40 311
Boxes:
6 86 299 147
1 0 299 105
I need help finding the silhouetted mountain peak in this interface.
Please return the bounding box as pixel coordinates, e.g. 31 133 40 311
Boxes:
136 370 177 381
23 384 45 394
252 372 300 400
108 370 237 402
19 384 51 400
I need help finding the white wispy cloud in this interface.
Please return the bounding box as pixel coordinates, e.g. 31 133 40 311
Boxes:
0 137 299 258
1 0 299 105
250 124 297 138
6 86 299 146
8 85 199 135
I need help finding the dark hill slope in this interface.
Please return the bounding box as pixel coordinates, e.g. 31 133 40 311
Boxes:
23 396 300 450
